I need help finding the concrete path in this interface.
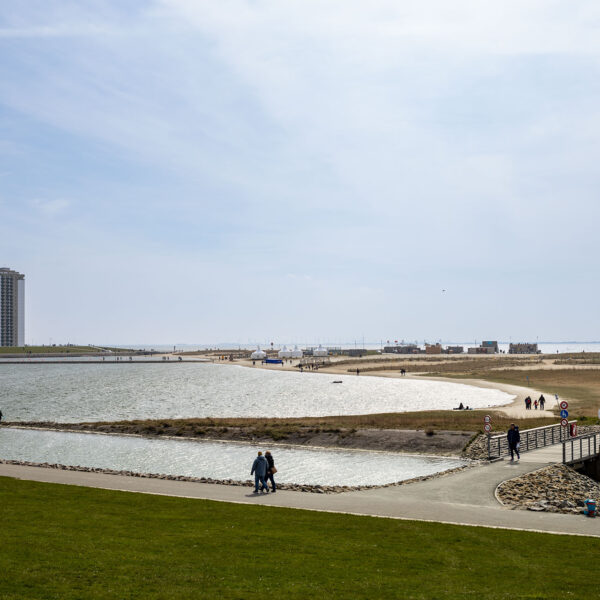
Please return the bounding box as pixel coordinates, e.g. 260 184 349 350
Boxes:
2 443 599 538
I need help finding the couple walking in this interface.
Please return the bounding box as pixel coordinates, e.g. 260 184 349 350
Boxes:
251 451 277 494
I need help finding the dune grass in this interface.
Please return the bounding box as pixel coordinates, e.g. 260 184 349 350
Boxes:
1 476 598 599
445 369 600 418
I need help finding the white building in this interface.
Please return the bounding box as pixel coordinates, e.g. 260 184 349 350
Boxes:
313 345 328 357
290 345 303 358
251 347 267 360
0 268 25 347
278 346 293 358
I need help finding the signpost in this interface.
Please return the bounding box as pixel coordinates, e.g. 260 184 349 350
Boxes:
561 418 569 428
559 401 568 410
560 409 569 419
484 415 492 457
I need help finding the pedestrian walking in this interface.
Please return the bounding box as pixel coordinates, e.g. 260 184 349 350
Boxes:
251 451 269 493
507 423 521 461
534 399 538 410
265 450 277 493
539 395 545 410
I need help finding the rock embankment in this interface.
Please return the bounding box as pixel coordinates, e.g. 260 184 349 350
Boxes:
0 458 474 494
497 464 600 514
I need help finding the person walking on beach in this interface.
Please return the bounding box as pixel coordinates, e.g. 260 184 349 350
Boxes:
539 395 546 410
534 399 538 410
265 450 277 493
251 451 269 494
507 423 521 461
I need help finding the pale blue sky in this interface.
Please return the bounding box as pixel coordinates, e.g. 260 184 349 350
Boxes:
1 1 599 345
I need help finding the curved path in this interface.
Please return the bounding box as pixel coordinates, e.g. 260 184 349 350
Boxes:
2 444 599 537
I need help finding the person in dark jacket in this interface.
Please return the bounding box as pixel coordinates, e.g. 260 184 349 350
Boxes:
539 395 546 410
265 450 276 493
251 451 269 493
507 423 520 461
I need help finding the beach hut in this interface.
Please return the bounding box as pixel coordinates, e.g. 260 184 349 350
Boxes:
290 345 303 358
278 346 292 358
250 347 267 360
313 345 328 357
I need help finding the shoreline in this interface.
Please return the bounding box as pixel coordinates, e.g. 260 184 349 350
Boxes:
233 358 556 419
0 457 476 494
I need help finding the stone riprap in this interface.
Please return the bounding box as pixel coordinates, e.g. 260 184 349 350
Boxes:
0 458 474 494
463 433 487 459
496 464 600 514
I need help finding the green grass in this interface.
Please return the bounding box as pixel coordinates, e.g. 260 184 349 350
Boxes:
1 477 599 599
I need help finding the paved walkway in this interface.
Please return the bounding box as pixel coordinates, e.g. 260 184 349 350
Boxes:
2 443 599 538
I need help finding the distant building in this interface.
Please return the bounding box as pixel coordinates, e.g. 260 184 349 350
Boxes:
0 268 25 347
425 343 443 354
481 341 499 353
344 348 367 357
468 340 498 354
509 343 539 354
445 346 464 354
384 345 421 354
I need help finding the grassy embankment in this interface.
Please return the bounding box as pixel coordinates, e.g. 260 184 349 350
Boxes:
37 411 555 442
1 476 598 599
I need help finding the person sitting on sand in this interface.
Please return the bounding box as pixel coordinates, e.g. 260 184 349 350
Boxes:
458 402 464 410
265 451 277 493
251 451 269 494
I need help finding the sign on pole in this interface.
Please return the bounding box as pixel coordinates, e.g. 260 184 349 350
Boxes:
484 423 492 433
559 401 568 410
560 409 569 419
561 418 568 427
484 415 491 424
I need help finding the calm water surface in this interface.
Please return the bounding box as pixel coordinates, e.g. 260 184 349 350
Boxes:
0 428 466 486
0 362 512 422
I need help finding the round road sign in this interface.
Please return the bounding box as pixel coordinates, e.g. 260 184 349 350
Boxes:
560 409 569 419
559 401 568 410
484 423 492 433
484 415 492 423
561 418 568 427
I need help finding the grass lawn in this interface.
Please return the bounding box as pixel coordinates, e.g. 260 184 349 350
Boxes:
1 477 598 599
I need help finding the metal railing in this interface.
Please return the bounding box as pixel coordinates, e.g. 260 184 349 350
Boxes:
562 432 600 464
487 421 576 459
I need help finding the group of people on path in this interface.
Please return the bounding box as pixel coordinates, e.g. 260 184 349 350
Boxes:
524 394 545 410
250 451 277 494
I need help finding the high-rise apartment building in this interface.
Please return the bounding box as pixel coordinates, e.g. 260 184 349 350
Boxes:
0 268 25 347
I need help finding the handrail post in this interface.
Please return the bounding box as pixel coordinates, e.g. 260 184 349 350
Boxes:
562 441 566 464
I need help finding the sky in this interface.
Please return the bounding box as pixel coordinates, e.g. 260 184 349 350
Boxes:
1 1 599 346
